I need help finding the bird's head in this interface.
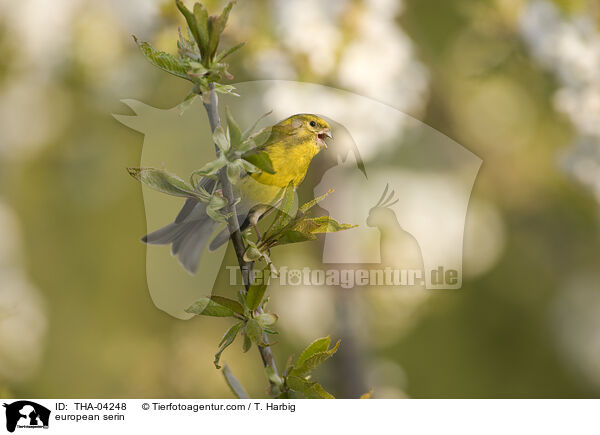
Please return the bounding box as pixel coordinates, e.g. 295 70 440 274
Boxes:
281 114 332 150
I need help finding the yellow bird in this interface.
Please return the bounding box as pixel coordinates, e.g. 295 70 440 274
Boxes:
143 114 332 273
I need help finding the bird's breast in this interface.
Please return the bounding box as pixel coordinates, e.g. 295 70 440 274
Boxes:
252 139 318 188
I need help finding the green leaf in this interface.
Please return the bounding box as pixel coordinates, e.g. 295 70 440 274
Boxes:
275 230 316 246
207 2 234 59
242 150 275 174
179 92 198 116
207 200 234 224
215 41 245 62
296 336 331 368
278 182 296 218
207 16 219 62
265 366 283 387
274 216 356 246
256 313 278 327
284 354 295 375
186 71 208 83
242 331 252 353
226 106 242 149
237 289 249 313
214 322 243 368
245 318 265 346
209 62 233 80
175 0 201 52
300 189 335 214
177 27 200 60
192 156 227 177
306 216 357 234
207 193 228 210
238 159 261 174
248 127 273 148
291 350 338 377
209 296 244 315
285 376 334 399
133 36 190 80
291 339 340 377
216 2 234 37
226 160 243 184
213 125 229 153
246 275 268 311
186 61 209 78
207 209 232 224
264 182 295 238
127 167 207 201
214 83 239 96
261 295 270 311
285 375 308 393
243 245 263 262
193 2 209 55
222 364 249 399
304 383 335 399
259 192 354 249
186 297 235 317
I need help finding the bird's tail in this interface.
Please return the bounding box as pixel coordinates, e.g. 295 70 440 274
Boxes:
208 227 231 251
142 201 218 274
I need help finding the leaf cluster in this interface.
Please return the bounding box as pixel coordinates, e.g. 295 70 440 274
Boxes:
189 109 275 186
127 166 232 223
133 1 243 99
185 268 278 369
243 186 357 267
280 336 340 399
127 111 275 224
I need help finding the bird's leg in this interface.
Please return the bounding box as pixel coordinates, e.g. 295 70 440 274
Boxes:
249 204 278 243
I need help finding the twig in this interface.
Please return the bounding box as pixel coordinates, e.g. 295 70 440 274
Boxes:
202 82 280 392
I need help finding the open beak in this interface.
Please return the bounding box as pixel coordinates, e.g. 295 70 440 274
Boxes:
317 129 332 149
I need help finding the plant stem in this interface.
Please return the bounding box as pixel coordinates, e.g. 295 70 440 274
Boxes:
202 82 280 393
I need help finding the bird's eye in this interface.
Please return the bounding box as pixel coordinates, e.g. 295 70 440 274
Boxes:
309 120 317 127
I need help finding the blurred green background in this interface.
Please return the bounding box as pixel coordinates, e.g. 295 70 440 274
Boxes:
1 0 600 398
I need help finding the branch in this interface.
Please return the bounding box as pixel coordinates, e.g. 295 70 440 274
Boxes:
202 84 249 276
202 82 280 392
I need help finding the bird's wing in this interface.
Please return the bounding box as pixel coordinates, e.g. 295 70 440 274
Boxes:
246 126 274 150
175 177 216 223
246 121 297 151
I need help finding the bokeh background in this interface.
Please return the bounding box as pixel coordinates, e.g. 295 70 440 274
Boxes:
1 0 600 398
